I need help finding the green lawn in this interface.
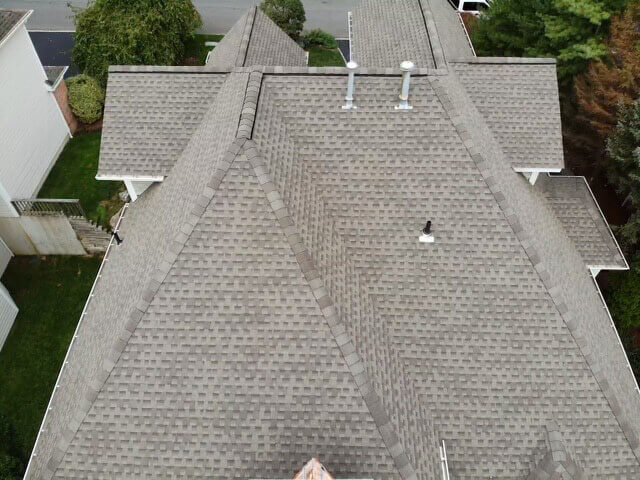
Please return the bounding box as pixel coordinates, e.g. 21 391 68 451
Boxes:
308 46 346 67
183 34 224 65
0 256 101 476
38 132 123 228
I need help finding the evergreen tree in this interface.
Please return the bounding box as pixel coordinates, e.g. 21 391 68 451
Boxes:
471 0 625 87
607 100 640 250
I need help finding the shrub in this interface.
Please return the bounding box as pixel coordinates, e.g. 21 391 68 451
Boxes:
73 0 202 86
301 29 337 50
66 75 105 124
260 0 305 40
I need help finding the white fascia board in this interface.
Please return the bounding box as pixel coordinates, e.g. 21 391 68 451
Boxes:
0 10 32 50
513 167 562 174
95 174 164 182
46 66 68 92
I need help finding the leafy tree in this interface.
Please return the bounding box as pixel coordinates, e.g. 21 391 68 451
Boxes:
606 99 640 250
73 0 202 86
575 2 640 142
260 0 306 40
471 0 626 86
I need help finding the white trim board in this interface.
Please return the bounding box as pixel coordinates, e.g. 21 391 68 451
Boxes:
0 10 32 50
95 175 164 182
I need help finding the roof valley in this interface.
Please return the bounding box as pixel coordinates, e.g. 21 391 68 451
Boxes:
243 137 423 480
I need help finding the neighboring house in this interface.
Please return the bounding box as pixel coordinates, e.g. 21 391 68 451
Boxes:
0 10 71 215
0 236 17 350
26 2 640 480
0 9 109 257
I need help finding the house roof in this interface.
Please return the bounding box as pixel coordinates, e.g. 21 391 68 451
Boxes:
205 6 306 70
97 68 228 178
28 3 640 480
451 58 565 170
351 0 443 68
0 9 29 46
536 174 627 270
422 0 474 59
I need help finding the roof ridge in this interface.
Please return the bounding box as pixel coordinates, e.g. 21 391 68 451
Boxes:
41 72 258 478
429 73 640 464
235 5 257 67
242 137 419 480
417 0 446 68
45 135 249 478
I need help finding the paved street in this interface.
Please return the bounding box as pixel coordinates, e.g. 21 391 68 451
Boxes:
0 0 357 37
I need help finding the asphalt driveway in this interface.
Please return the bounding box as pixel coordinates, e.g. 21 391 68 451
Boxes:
29 31 78 77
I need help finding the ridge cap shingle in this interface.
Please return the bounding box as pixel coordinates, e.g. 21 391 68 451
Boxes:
243 138 417 480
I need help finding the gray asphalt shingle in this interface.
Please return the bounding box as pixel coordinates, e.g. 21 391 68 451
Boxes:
451 59 565 170
206 6 306 69
536 174 627 269
0 9 27 44
351 0 438 68
27 3 640 479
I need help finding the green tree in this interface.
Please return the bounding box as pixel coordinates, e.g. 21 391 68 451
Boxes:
471 0 626 86
260 0 306 40
73 0 202 86
606 99 640 250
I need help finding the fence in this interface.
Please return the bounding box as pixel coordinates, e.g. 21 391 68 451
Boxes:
12 199 85 217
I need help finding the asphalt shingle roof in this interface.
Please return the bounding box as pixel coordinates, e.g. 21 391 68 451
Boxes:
0 9 28 45
27 3 640 479
351 0 440 68
98 70 228 178
536 174 627 269
206 6 306 69
451 59 565 170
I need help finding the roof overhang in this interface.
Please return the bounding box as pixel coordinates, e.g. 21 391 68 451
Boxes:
0 9 32 50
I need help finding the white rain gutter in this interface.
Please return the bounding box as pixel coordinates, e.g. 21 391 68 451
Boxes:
23 203 129 479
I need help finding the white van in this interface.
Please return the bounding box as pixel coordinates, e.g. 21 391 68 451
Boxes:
448 0 491 15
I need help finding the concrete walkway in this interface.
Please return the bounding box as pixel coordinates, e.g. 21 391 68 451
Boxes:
0 0 358 37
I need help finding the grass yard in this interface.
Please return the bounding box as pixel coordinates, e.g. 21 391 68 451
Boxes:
0 256 101 476
183 34 224 65
38 132 123 229
308 46 346 67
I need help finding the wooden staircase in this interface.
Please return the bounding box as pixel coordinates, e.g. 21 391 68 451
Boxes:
68 217 111 254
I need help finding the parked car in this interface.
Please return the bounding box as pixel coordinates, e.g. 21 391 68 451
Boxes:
448 0 491 16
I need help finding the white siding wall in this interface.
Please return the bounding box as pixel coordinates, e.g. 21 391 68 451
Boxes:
0 236 17 351
0 235 13 276
0 25 69 200
0 282 18 351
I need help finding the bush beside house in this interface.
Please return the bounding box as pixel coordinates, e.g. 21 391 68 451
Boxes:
66 75 105 125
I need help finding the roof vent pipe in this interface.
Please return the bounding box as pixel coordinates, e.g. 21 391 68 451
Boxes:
419 220 434 243
342 61 358 110
396 61 415 110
